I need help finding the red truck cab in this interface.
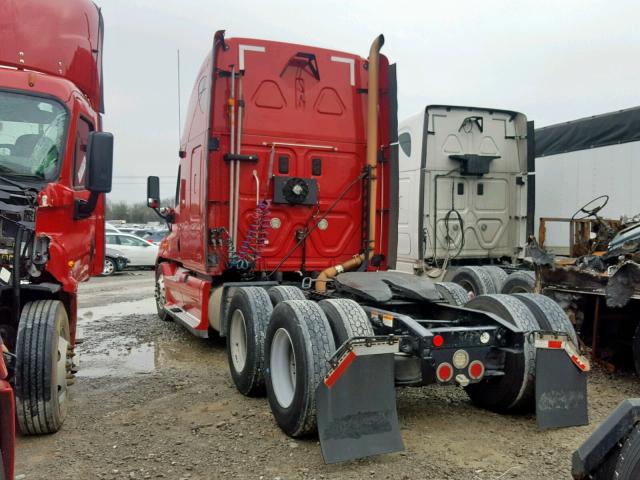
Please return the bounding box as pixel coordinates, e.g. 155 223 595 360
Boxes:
0 0 113 441
149 31 396 337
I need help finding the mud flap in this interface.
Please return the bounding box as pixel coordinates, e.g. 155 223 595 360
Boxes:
535 332 589 430
316 338 404 464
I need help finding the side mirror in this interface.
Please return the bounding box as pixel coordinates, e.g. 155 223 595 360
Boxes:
147 176 160 208
87 132 114 193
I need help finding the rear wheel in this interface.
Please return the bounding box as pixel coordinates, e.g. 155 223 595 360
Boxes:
434 282 470 306
15 300 71 435
512 293 578 345
464 294 539 413
501 271 536 294
226 287 273 396
102 257 116 276
265 300 335 437
268 285 305 306
318 298 373 347
449 266 497 297
483 266 508 292
614 425 640 479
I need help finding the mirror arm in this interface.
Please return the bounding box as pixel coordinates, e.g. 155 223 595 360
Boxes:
150 205 174 228
74 192 100 220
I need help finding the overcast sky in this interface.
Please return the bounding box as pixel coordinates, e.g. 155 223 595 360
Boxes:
101 0 640 203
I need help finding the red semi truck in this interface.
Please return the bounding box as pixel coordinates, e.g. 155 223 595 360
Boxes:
0 1 113 471
148 31 588 463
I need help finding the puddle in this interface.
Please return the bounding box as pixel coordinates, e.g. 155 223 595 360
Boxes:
77 298 156 326
77 339 155 378
76 335 209 378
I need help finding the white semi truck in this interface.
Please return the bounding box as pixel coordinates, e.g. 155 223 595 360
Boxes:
395 105 536 296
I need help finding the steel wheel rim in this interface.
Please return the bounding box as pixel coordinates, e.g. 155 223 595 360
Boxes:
155 275 166 309
230 309 248 372
103 259 115 275
271 328 296 408
56 334 69 406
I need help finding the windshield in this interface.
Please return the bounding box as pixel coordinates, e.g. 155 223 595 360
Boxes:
0 91 68 181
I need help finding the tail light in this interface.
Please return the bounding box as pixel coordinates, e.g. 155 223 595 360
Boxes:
468 360 485 380
436 362 453 382
432 334 444 347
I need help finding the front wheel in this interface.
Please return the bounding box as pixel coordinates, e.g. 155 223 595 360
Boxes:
102 257 116 276
15 300 71 435
155 265 169 321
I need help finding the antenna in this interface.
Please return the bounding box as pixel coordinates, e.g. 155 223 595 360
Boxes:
177 49 182 148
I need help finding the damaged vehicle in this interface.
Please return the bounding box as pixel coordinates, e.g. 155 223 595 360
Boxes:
535 196 640 373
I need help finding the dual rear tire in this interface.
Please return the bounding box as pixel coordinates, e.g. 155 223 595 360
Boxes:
227 287 371 436
464 293 578 413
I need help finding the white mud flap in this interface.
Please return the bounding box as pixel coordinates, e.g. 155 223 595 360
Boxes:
316 337 404 464
535 332 590 430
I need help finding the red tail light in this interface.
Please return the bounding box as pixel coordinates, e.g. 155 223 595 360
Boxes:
436 362 453 382
468 360 485 380
432 334 444 347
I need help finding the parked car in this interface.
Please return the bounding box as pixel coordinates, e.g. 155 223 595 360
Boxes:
105 233 159 267
143 230 169 245
133 229 154 238
105 222 121 233
102 248 130 276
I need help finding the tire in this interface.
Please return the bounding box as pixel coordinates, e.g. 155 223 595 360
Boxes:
318 298 373 347
483 266 509 292
226 287 273 396
154 265 169 321
463 294 539 413
268 285 305 306
435 282 470 306
265 300 335 437
512 293 578 345
449 266 497 297
500 271 536 294
102 257 116 276
614 425 640 480
15 300 71 435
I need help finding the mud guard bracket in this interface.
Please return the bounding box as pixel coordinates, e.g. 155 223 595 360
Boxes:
534 332 589 430
316 337 404 464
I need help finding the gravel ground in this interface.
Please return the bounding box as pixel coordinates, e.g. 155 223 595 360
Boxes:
14 271 640 479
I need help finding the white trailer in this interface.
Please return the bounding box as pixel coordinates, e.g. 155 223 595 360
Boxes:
535 106 640 254
396 106 534 294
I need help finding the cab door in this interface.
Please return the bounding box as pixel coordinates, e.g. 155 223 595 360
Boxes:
67 100 100 279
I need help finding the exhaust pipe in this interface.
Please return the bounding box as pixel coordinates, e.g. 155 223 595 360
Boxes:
316 34 384 292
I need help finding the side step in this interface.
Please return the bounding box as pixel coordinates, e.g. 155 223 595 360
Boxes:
164 304 208 338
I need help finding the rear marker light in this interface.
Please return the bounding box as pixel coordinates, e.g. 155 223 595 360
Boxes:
433 335 444 347
480 332 491 344
436 362 453 382
469 360 485 380
452 350 469 369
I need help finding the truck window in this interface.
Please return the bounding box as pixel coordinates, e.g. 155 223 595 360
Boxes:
175 166 181 206
399 132 411 157
73 117 93 187
0 91 69 181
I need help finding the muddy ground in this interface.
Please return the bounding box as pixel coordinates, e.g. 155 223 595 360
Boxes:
15 271 640 480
